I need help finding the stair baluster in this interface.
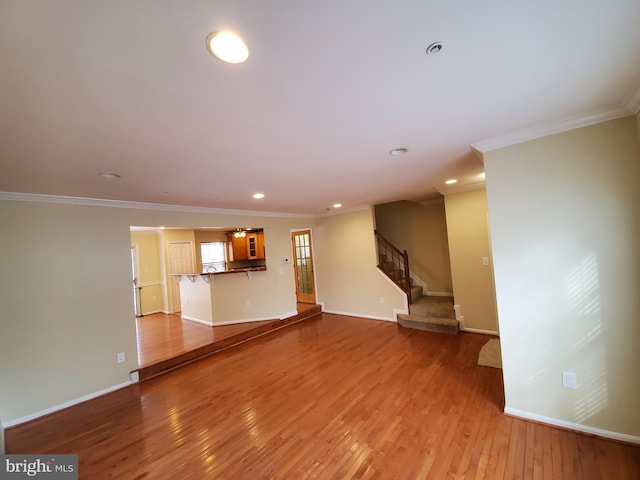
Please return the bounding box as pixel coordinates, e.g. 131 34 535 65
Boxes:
374 230 412 305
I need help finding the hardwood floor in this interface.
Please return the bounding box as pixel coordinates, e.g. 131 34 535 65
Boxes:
135 303 320 379
136 313 274 367
7 314 640 479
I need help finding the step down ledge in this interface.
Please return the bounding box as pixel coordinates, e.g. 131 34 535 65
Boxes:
397 314 459 335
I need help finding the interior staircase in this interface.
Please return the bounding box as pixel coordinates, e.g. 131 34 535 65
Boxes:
397 284 458 335
375 230 458 335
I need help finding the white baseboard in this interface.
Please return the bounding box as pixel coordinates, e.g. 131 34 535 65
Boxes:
504 407 640 445
461 327 499 336
140 309 164 316
182 312 298 326
209 315 296 326
280 310 299 320
181 315 214 326
3 381 133 428
454 306 498 335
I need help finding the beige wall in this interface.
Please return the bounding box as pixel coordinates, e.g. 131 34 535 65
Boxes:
0 200 313 424
484 115 640 439
444 188 498 333
314 208 406 320
0 201 139 425
374 199 453 294
130 230 165 314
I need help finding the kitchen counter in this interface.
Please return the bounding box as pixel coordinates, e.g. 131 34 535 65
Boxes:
170 265 266 282
215 265 267 275
170 266 269 326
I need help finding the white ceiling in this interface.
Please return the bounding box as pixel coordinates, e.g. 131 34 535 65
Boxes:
1 1 639 215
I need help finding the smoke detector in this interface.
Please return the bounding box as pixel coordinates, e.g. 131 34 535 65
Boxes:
426 42 443 55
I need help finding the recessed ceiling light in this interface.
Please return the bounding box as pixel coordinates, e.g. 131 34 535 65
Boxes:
252 193 264 199
206 32 249 64
426 42 443 55
389 148 408 156
99 172 121 179
478 172 486 180
333 203 342 208
445 179 457 185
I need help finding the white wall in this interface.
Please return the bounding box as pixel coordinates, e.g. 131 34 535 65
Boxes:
444 188 498 334
0 201 138 425
484 115 640 440
0 198 403 426
0 198 312 425
313 208 406 321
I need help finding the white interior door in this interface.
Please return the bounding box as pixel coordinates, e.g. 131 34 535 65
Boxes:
168 242 193 312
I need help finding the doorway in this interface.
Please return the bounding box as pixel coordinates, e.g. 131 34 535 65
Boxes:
131 244 142 317
292 230 316 304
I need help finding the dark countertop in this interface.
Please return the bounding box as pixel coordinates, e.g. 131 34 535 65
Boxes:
214 266 267 275
170 266 267 277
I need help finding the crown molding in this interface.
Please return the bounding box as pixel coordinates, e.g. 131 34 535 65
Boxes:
624 79 640 114
439 181 486 197
313 203 371 217
471 106 633 154
0 191 315 219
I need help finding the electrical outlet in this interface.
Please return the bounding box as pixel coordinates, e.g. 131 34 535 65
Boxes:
562 371 577 389
379 296 385 304
116 352 125 364
245 300 252 308
482 256 490 266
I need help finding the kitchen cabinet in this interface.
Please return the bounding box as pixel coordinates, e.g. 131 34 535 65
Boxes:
247 232 265 259
227 233 248 261
227 231 265 261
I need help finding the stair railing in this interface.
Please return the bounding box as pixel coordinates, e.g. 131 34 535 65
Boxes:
374 230 411 305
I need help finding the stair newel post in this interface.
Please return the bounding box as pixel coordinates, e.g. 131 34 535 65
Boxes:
403 250 411 305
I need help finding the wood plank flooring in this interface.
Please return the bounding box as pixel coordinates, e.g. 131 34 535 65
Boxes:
7 313 640 479
135 304 320 380
136 313 276 367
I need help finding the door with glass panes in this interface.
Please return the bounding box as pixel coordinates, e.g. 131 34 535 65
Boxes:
292 230 316 304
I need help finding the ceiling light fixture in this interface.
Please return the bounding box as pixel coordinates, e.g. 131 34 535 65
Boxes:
445 179 457 185
426 42 443 55
389 148 408 156
206 31 249 64
252 193 264 199
99 172 121 179
333 203 342 208
233 228 246 238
